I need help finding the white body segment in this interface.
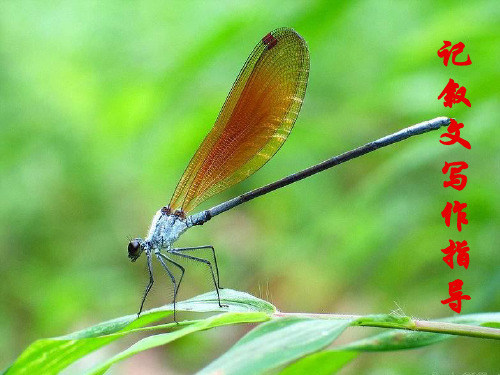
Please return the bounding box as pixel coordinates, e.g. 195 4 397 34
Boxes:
145 210 191 250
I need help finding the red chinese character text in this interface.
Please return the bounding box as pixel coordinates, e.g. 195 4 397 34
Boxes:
437 41 472 66
438 79 471 108
441 239 470 269
440 119 471 149
441 201 468 232
442 161 468 191
441 279 471 313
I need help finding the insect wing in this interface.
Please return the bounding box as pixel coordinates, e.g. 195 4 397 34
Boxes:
169 28 310 214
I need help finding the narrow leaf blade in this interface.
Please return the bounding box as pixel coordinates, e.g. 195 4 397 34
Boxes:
7 289 273 375
197 317 353 375
343 312 500 351
86 312 270 375
279 350 358 375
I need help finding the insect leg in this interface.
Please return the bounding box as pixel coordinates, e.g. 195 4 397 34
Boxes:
138 250 154 317
156 252 185 322
169 247 226 308
171 245 223 289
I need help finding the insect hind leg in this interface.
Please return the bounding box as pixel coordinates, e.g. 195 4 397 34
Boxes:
170 245 223 289
168 246 227 308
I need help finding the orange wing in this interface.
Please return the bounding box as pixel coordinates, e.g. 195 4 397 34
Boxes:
169 28 309 214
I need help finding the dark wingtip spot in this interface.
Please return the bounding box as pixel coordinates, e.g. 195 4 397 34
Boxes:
262 32 278 50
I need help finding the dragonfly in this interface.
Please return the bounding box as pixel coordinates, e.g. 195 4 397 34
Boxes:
128 27 450 319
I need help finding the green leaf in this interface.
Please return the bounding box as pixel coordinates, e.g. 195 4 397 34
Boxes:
341 312 500 351
177 288 276 314
279 350 358 375
6 310 171 375
341 329 450 351
352 314 414 329
197 317 353 375
87 312 270 375
441 312 500 326
6 289 274 375
6 288 498 375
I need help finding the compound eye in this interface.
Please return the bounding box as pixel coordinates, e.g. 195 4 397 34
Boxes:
128 239 142 261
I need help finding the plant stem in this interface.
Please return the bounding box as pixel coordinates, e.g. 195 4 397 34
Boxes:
272 312 500 340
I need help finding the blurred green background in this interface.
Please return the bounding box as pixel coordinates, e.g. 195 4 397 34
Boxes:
1 0 499 373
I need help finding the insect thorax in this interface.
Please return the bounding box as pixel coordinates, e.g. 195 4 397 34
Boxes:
145 210 189 249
